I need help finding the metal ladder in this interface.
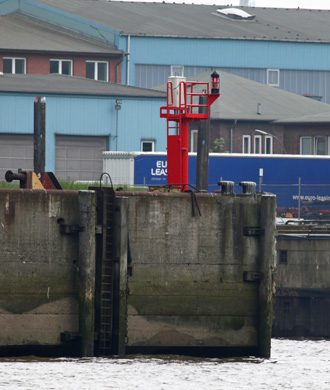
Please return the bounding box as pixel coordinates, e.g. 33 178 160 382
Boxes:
90 186 116 356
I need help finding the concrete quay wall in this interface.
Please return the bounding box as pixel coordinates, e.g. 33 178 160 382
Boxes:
0 189 95 355
0 188 276 357
120 191 276 357
274 224 330 338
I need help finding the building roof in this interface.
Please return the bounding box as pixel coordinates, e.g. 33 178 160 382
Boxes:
31 0 330 42
275 111 330 124
0 13 121 54
156 70 330 122
0 73 167 98
1 72 329 123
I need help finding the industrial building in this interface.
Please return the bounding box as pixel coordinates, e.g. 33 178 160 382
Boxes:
0 74 166 181
2 69 330 181
1 0 330 181
1 0 330 103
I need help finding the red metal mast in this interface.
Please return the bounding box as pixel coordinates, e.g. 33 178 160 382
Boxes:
160 72 220 191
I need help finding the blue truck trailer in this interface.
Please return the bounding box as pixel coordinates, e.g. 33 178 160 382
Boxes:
132 153 330 213
103 152 330 214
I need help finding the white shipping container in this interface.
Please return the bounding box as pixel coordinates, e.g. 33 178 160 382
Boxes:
102 151 138 186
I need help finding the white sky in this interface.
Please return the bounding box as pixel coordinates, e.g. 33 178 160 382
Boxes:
219 0 330 9
125 0 330 9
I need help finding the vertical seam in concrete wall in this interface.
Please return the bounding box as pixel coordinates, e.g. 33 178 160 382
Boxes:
78 190 96 357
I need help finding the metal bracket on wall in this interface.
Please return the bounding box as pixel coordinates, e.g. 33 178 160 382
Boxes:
95 225 103 235
243 227 264 236
57 218 85 234
60 331 81 342
243 271 261 282
184 190 201 217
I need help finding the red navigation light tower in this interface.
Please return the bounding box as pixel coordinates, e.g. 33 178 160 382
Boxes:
160 72 220 191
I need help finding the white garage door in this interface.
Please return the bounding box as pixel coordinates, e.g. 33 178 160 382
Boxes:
55 135 108 181
0 134 33 182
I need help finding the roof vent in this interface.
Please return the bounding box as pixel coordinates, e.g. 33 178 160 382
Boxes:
217 8 256 20
302 93 322 102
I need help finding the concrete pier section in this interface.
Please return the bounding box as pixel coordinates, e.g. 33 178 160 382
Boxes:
0 189 81 356
0 188 276 358
274 222 330 338
117 190 276 358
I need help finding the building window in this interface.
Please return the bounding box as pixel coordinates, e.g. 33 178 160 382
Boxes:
242 135 251 154
267 69 280 87
300 137 312 155
254 135 262 154
141 140 155 152
315 136 326 155
190 130 198 152
3 57 26 74
86 61 108 81
50 59 72 75
171 65 184 77
265 136 273 154
300 136 329 155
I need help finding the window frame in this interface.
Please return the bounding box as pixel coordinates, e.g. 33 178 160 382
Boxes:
141 140 155 152
3 57 26 74
190 129 198 153
265 136 273 154
242 135 251 154
314 136 326 155
50 59 73 75
300 136 312 155
86 60 109 82
254 135 262 154
267 69 280 87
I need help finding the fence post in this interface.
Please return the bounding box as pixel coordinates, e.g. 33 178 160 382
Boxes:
298 177 301 220
259 168 263 192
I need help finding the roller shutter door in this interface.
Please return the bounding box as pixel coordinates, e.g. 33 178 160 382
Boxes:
0 134 33 181
55 135 108 181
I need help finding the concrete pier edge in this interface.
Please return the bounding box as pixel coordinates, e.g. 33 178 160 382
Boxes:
78 190 96 357
258 194 276 358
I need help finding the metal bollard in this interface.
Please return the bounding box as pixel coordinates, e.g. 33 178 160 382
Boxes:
217 181 235 195
239 181 256 194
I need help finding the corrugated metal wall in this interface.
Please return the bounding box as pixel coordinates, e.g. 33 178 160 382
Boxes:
280 70 330 103
126 37 330 81
135 64 330 103
135 65 268 89
117 99 166 152
0 94 34 133
103 152 136 186
55 135 108 181
124 36 330 103
0 134 33 181
0 93 166 174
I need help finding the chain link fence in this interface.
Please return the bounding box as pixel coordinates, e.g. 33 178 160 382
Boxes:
262 181 330 220
209 179 330 220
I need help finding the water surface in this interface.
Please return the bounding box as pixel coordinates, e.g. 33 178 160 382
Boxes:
0 339 329 390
